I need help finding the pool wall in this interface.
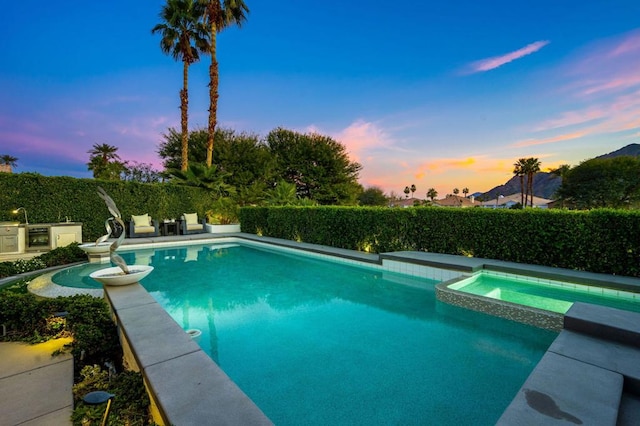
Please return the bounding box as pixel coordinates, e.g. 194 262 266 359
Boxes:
103 282 272 426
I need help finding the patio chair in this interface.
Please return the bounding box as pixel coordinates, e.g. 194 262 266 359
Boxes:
128 213 159 238
181 213 206 235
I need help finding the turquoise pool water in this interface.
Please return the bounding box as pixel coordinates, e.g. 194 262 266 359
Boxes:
450 272 640 314
54 243 557 425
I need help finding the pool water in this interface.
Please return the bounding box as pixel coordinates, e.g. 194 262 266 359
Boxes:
54 243 557 425
451 272 640 314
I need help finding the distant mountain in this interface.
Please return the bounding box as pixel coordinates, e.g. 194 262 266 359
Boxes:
480 143 640 201
482 172 561 201
596 143 640 159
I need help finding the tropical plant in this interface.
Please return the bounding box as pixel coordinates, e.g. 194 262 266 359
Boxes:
453 188 459 195
410 184 416 197
200 0 249 167
152 0 209 171
462 187 469 197
426 188 438 201
0 154 18 171
87 143 125 180
404 186 410 198
206 196 239 224
513 158 526 207
168 163 234 198
524 157 541 207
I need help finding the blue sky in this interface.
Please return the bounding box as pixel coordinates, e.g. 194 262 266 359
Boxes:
2 1 640 197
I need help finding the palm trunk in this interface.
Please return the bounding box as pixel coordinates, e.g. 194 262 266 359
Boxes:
519 175 524 206
528 173 534 207
206 22 219 167
180 60 190 172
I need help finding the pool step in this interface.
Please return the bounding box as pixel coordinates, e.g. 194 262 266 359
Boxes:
564 302 640 348
497 351 623 425
499 303 640 425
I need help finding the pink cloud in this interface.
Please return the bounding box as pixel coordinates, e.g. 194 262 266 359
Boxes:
469 40 550 73
512 131 586 148
333 119 392 162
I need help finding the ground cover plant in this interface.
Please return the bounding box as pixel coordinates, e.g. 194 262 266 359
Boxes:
0 254 154 425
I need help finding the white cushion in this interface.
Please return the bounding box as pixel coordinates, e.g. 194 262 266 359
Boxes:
132 214 150 227
184 213 198 225
134 225 155 234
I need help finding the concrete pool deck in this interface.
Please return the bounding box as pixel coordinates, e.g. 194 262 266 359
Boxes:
3 232 640 424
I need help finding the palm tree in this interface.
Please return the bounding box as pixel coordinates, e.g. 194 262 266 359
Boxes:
462 187 469 197
0 154 18 172
200 0 249 167
403 186 410 198
453 188 459 195
410 184 416 197
87 143 123 179
513 158 526 207
153 0 209 171
427 188 438 201
524 157 541 207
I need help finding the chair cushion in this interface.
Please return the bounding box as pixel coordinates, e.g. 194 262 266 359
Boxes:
132 214 151 227
134 225 155 234
186 223 203 231
184 213 198 225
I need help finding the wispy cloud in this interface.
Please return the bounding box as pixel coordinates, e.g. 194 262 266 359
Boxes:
512 131 586 148
468 40 550 73
333 119 394 162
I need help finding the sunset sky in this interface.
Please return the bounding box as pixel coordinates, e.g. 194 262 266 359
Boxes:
2 1 640 197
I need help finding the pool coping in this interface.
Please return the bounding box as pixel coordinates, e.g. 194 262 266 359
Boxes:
16 233 640 424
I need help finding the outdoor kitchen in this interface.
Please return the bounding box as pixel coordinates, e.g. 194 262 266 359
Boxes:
0 220 82 260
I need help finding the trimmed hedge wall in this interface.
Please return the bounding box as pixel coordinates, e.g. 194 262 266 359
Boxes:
240 206 640 277
0 174 209 241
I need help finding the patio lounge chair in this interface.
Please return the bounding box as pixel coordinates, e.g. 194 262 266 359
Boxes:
181 213 206 235
128 213 159 238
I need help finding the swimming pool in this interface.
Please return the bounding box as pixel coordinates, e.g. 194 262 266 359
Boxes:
449 271 640 314
53 242 557 424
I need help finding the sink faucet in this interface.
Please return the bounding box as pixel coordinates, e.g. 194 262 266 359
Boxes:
65 216 70 223
12 207 28 225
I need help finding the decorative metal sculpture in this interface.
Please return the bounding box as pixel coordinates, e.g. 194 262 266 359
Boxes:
97 187 129 274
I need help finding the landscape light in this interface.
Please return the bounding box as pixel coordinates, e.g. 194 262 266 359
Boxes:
12 207 28 224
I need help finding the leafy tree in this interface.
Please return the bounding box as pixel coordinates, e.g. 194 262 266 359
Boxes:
121 162 163 183
0 154 18 171
453 188 459 195
557 156 640 209
87 143 125 180
200 0 249 167
266 128 362 205
426 188 438 201
404 186 410 198
152 0 209 171
358 187 388 206
266 180 298 206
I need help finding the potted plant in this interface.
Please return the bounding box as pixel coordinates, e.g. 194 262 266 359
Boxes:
205 197 241 233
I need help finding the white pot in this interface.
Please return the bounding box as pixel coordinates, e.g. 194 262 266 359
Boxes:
79 242 112 255
205 223 241 233
89 265 154 286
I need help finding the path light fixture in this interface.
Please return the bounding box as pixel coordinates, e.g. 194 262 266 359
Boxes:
83 391 115 426
12 207 28 224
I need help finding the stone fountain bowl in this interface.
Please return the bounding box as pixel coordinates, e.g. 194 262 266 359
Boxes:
89 265 154 286
79 242 112 254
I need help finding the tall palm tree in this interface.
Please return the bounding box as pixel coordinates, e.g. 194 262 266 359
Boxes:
200 0 249 167
403 186 410 198
462 187 469 197
513 158 527 207
525 157 541 207
427 188 438 201
153 0 209 171
410 184 416 197
0 154 18 172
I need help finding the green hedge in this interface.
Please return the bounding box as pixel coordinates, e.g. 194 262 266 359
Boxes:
0 174 210 241
240 206 640 277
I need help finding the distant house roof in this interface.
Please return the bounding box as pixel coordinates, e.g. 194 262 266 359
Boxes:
433 194 478 208
481 193 553 208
